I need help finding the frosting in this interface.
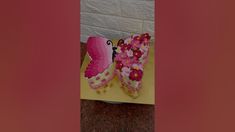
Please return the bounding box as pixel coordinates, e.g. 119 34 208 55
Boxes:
85 36 113 78
84 33 151 97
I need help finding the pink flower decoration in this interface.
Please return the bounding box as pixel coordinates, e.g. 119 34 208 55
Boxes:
121 44 132 52
115 52 128 62
143 38 149 44
121 57 133 67
126 50 133 57
129 69 143 81
132 63 143 71
124 37 132 44
131 39 141 49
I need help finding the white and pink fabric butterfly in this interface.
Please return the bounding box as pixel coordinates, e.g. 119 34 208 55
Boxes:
84 33 151 95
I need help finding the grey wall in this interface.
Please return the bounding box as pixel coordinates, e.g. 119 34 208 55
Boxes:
81 0 154 42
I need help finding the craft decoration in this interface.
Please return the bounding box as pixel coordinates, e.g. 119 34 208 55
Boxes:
84 33 151 98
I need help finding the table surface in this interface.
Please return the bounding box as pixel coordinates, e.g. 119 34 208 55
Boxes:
80 43 154 132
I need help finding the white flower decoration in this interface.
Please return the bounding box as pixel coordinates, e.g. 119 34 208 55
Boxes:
126 50 133 57
132 63 143 71
124 37 132 44
140 45 148 52
121 67 131 77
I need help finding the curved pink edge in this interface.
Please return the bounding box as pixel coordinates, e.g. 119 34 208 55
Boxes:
85 36 113 78
85 61 113 78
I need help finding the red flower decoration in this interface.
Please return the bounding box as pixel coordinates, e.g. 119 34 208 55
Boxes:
118 43 125 48
121 44 131 51
127 44 132 50
117 39 124 46
129 69 143 81
133 36 141 41
133 49 142 58
141 33 151 45
133 35 144 43
143 33 151 40
116 61 124 71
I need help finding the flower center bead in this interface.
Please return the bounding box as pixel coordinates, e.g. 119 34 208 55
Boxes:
134 73 138 77
133 65 138 70
141 45 145 49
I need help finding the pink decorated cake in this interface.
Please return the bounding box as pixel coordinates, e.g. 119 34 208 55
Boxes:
114 33 151 98
84 36 115 93
84 33 151 98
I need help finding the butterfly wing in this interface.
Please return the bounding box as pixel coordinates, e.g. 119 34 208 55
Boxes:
84 36 115 89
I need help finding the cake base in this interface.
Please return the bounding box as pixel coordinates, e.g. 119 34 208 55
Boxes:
120 83 141 99
86 63 115 90
94 81 113 94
